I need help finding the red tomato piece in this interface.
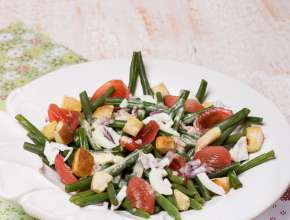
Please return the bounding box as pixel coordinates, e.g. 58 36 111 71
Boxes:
164 95 204 113
54 154 77 184
168 155 187 172
119 137 139 152
127 177 155 214
48 104 81 130
194 107 233 133
91 80 129 101
121 120 160 152
194 146 232 169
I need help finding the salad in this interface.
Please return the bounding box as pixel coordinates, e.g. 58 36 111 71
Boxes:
16 51 276 220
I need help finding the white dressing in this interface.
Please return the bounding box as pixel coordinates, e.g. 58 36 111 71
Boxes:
230 136 249 162
43 142 73 166
91 121 121 149
196 172 225 196
143 112 179 136
149 168 172 195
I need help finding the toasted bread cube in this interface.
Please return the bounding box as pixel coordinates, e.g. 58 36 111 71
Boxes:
54 121 74 144
62 96 81 112
123 117 144 137
156 136 176 154
246 126 264 153
41 121 57 140
92 105 114 119
174 189 190 211
91 171 113 193
212 177 230 194
152 83 169 97
72 148 94 177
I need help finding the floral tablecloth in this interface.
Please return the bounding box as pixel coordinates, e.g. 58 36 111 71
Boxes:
0 23 289 220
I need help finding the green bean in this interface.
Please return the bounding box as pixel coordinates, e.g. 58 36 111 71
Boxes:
166 195 177 206
122 199 150 219
187 148 196 158
213 124 238 145
195 177 212 201
70 190 95 202
178 128 201 139
107 183 118 206
143 144 154 154
105 97 167 112
111 145 124 155
158 130 173 136
128 52 139 95
235 150 276 175
108 120 126 129
72 192 108 207
224 133 244 148
187 180 203 203
217 108 250 131
228 170 243 189
182 106 214 124
155 192 181 220
78 127 89 150
246 116 263 125
190 198 203 210
105 148 143 176
27 132 45 146
169 90 190 118
79 91 92 121
23 142 44 156
136 51 153 96
90 86 115 112
172 183 195 197
137 109 146 120
208 162 241 178
180 134 197 148
153 148 163 158
166 169 185 185
195 79 208 103
65 176 93 193
156 92 163 105
15 114 47 142
155 205 162 214
173 107 185 130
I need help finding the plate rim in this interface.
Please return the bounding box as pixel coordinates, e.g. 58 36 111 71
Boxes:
3 58 290 220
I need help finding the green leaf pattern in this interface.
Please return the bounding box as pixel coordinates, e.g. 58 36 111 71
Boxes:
0 22 86 109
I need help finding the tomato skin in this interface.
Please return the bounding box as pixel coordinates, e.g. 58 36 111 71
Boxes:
121 120 160 152
194 107 233 133
91 80 129 101
48 104 81 130
127 177 155 214
194 146 232 169
55 154 77 184
164 95 204 113
168 155 187 172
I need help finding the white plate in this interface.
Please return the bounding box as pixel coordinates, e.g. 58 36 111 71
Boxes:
4 59 290 220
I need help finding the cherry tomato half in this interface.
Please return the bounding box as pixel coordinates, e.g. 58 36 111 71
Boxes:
127 177 155 214
120 120 160 152
54 154 77 184
194 107 233 133
91 80 129 101
164 95 204 113
48 104 81 130
168 155 187 172
194 146 232 169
